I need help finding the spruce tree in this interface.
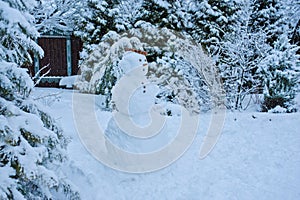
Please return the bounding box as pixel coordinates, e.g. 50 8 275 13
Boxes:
75 0 119 47
0 0 43 65
190 0 241 55
136 0 170 28
0 1 79 198
0 62 80 199
248 0 299 111
164 0 194 32
249 0 288 46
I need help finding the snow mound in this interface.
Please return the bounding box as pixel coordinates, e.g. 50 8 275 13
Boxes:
268 105 287 113
59 75 79 88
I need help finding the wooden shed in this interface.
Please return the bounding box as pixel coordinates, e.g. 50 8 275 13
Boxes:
28 32 83 87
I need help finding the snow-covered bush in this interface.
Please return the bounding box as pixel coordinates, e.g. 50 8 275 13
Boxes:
76 25 223 113
74 0 298 113
219 16 270 109
259 36 299 112
246 0 299 112
0 62 80 199
268 105 288 113
218 0 299 111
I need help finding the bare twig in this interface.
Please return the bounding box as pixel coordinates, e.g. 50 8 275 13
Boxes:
33 64 51 87
33 91 63 101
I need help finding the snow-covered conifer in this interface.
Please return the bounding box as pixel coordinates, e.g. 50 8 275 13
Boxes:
190 0 241 55
249 0 289 47
33 0 83 34
0 62 79 199
75 0 119 48
0 0 43 65
259 36 299 112
1 1 80 198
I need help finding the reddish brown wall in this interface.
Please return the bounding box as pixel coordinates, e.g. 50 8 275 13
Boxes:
25 35 83 87
38 37 68 76
71 36 83 75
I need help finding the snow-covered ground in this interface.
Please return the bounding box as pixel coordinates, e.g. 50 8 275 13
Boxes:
32 87 300 200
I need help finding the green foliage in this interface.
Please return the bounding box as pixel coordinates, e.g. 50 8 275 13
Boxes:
95 63 118 109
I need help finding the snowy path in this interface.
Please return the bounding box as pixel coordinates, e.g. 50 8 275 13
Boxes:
33 88 300 200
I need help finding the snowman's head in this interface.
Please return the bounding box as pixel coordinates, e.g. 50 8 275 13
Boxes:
119 51 148 75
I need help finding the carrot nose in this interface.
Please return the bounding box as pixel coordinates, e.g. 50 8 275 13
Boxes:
143 63 148 66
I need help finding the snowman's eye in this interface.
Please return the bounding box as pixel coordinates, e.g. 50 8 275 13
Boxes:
139 59 142 62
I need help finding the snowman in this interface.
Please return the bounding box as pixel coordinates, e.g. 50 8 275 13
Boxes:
104 49 171 152
112 49 162 128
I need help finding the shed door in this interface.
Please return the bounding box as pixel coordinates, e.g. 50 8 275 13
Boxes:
38 37 67 76
71 36 83 75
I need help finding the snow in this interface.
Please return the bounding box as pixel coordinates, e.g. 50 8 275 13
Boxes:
0 1 44 64
59 75 79 88
31 87 300 199
268 105 287 113
0 1 37 35
1 0 299 198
